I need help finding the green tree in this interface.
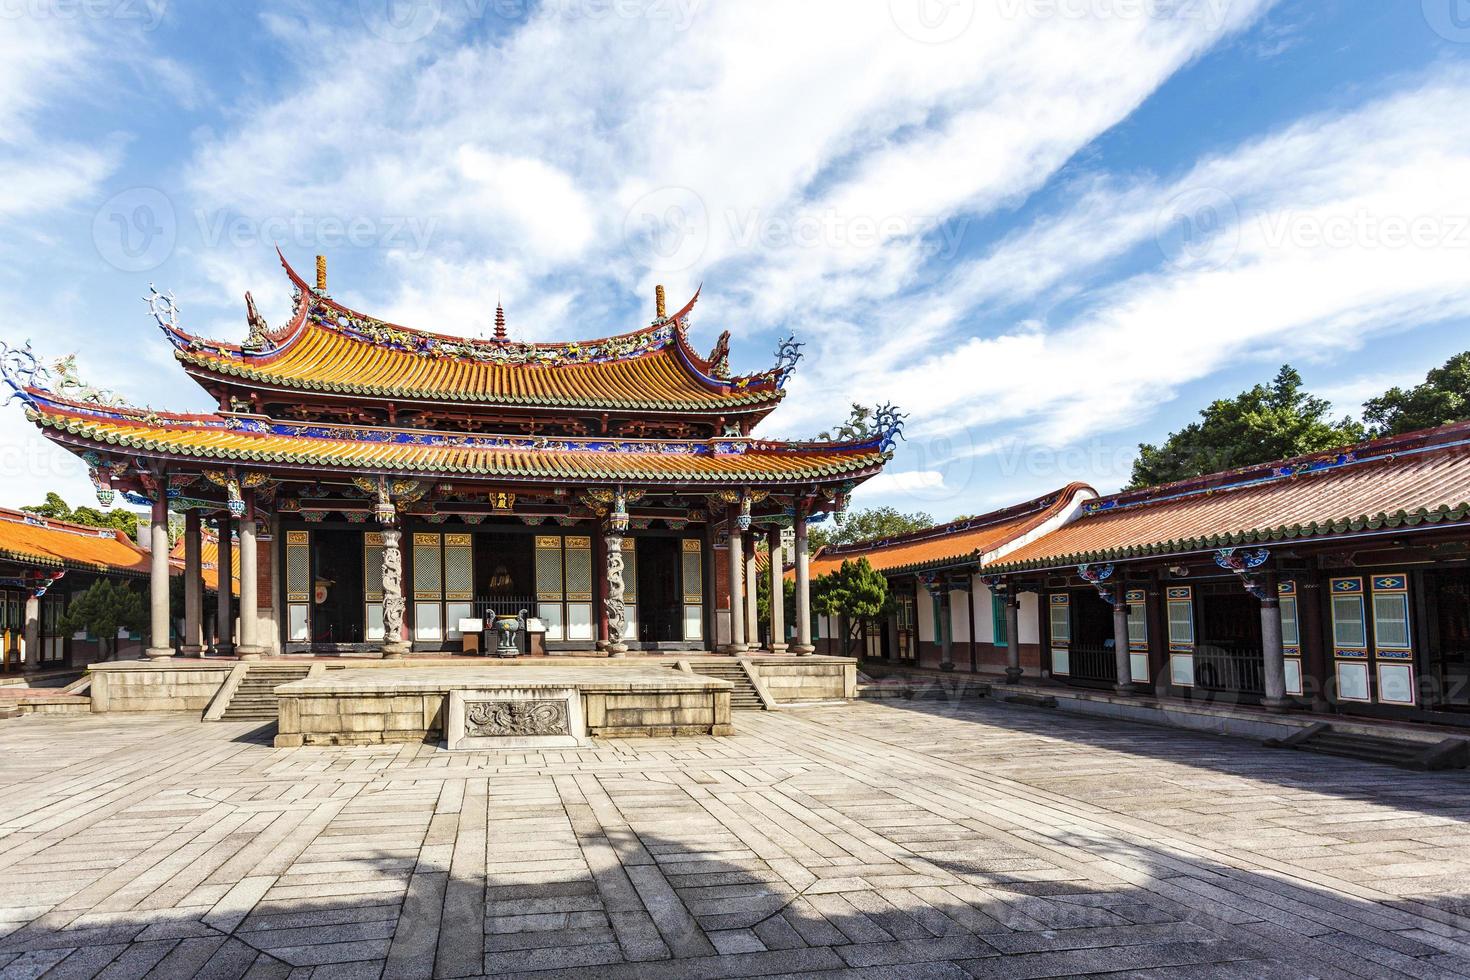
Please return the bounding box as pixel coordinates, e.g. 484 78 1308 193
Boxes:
22 492 140 541
57 578 146 661
808 507 933 551
1363 352 1470 437
756 572 796 645
1128 366 1363 489
811 558 890 656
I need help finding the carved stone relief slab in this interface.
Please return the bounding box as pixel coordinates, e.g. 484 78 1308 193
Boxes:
446 687 584 750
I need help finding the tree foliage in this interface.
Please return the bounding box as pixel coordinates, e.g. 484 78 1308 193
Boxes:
811 558 890 621
57 578 146 660
756 573 795 643
1128 366 1363 489
808 507 933 551
1363 352 1470 438
22 492 141 541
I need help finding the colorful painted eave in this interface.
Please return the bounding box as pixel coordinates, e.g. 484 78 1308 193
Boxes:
23 394 890 486
162 254 793 415
983 423 1470 575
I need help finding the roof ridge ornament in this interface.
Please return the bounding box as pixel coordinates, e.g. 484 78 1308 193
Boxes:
0 339 45 408
772 334 803 388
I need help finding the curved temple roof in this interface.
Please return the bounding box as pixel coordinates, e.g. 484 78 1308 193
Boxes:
23 394 890 487
162 254 793 417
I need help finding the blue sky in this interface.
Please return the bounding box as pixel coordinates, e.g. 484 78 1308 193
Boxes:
2 0 1469 521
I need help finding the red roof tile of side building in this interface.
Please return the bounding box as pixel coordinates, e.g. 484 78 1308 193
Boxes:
986 421 1470 574
0 508 151 577
164 253 791 417
800 483 1098 579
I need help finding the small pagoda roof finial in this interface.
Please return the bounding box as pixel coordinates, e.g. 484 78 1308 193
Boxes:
655 284 667 321
493 297 507 341
315 255 327 293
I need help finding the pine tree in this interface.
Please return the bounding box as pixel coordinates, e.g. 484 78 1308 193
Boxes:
58 579 146 661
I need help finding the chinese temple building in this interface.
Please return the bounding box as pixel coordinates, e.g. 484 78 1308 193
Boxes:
2 253 900 662
821 422 1470 725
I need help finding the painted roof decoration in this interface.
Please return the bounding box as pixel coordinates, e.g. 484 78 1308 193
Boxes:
21 392 891 486
805 483 1096 578
0 507 151 577
151 252 801 416
986 421 1470 573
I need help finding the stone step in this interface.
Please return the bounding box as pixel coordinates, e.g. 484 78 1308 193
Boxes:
1269 724 1470 771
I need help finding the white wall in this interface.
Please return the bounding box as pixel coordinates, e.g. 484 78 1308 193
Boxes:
1019 591 1040 644
916 589 936 643
949 589 970 643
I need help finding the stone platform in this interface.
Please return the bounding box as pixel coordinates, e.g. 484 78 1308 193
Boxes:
273 665 734 747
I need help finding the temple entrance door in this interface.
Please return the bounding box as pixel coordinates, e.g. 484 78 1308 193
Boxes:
312 530 365 645
474 533 537 619
636 537 682 644
1424 570 1470 709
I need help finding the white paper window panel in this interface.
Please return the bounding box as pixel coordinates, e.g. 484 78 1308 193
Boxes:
288 604 309 643
1279 597 1300 647
684 604 703 641
364 603 385 643
444 602 473 640
1018 592 1040 644
1377 663 1415 705
1170 653 1195 687
1336 661 1371 701
1284 658 1303 697
1166 602 1193 645
414 603 443 642
1130 652 1148 684
1127 609 1147 645
566 602 594 641
1372 593 1410 649
622 606 639 644
538 602 565 641
1050 647 1069 675
1332 596 1366 648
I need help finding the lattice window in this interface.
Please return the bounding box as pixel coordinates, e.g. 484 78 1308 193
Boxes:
622 537 638 601
364 532 383 601
682 538 703 603
1165 587 1194 649
285 530 311 603
564 536 592 601
1126 589 1147 648
1048 594 1070 646
413 533 442 600
444 533 473 601
535 535 564 601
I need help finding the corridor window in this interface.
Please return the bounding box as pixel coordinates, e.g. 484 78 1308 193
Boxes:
1372 592 1411 650
992 594 1008 647
1166 587 1194 649
1125 589 1147 648
1329 578 1366 652
1048 595 1069 646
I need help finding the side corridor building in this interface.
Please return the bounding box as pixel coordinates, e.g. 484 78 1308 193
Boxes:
813 422 1470 725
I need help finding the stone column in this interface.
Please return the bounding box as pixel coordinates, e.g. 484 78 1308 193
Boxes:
605 492 629 657
767 527 786 653
724 505 746 653
744 538 760 650
181 510 203 657
793 506 814 655
1112 584 1135 695
23 595 40 671
1260 572 1290 712
939 585 955 671
237 496 262 660
145 492 174 662
214 517 234 657
380 526 409 658
1004 587 1022 684
594 532 609 652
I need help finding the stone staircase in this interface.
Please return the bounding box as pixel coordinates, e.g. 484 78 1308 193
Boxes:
1267 723 1469 771
217 664 312 723
689 661 767 711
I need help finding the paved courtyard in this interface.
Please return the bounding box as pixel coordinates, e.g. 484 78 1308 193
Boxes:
2 700 1470 979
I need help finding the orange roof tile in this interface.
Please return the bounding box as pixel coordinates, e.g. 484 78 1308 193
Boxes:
989 424 1470 573
27 398 888 487
169 530 239 595
167 256 788 416
803 484 1096 578
0 508 151 576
